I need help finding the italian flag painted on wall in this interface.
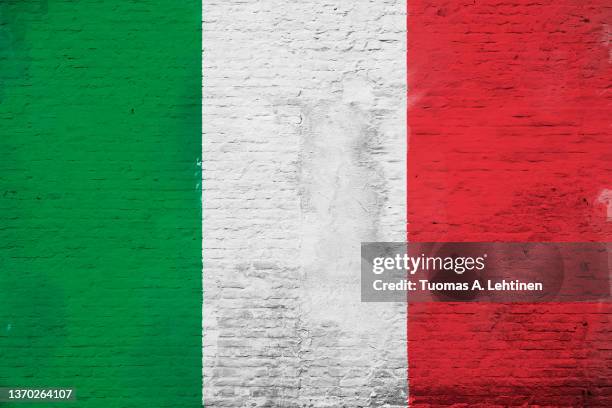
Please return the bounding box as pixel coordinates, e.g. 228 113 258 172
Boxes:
1 1 611 407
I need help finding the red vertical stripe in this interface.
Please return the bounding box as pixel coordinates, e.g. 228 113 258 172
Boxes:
407 0 611 406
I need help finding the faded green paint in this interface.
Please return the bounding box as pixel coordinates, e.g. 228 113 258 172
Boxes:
0 1 201 406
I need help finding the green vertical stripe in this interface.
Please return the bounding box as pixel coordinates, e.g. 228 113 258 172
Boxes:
0 1 201 407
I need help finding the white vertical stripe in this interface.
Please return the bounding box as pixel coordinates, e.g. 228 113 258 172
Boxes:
203 1 407 406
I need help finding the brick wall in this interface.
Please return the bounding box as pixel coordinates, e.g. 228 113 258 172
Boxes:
202 1 407 406
0 1 201 407
408 1 612 406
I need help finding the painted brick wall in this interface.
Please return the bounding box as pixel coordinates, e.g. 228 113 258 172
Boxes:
202 1 407 406
0 1 201 407
408 1 612 406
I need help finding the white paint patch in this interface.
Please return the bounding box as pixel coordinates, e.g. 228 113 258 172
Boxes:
597 189 612 221
602 24 612 64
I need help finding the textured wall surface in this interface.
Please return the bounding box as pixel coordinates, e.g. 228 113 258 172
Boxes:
202 1 407 406
0 1 201 407
408 1 612 406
